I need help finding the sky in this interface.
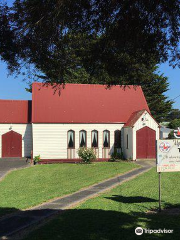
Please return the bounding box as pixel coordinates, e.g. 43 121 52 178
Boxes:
0 60 179 109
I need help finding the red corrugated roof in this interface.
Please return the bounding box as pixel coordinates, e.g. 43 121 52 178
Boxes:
124 109 159 127
32 83 150 123
0 100 31 123
124 110 146 127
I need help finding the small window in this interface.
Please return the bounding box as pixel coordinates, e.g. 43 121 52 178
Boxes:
127 134 129 149
79 130 87 147
114 130 121 148
68 130 75 148
103 130 110 148
92 130 98 148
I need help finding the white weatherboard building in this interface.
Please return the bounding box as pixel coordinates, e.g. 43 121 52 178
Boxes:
0 83 159 162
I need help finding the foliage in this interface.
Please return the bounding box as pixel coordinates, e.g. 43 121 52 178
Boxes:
166 109 180 121
168 130 175 139
33 155 41 164
110 149 124 162
0 1 175 120
77 147 96 163
0 0 180 83
126 65 173 122
169 119 180 129
160 122 170 127
0 3 17 69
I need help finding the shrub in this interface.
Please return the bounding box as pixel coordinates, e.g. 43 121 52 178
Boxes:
110 149 125 161
169 119 180 129
34 155 41 164
168 130 175 139
77 147 96 163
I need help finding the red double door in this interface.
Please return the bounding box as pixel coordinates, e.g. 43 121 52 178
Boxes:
2 131 22 158
136 127 156 159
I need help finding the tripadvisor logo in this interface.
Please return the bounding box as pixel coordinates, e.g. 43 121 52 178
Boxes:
135 227 173 235
135 227 143 235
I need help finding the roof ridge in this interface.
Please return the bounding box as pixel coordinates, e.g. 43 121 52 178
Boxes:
0 99 31 102
32 82 142 88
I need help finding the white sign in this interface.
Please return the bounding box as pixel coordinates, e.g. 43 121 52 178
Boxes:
157 139 180 172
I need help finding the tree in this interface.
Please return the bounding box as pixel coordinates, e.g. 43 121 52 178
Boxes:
0 0 175 121
166 109 180 121
139 66 173 122
0 3 17 70
0 0 180 84
169 119 180 129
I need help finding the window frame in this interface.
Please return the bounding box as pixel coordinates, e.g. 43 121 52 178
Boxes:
79 130 87 148
67 130 75 149
114 130 121 148
103 130 110 148
91 130 98 148
127 134 129 149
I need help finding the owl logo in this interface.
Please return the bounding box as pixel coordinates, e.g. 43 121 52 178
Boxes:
159 142 171 153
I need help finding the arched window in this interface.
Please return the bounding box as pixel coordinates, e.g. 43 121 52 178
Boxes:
67 130 75 148
114 130 121 148
103 130 110 148
91 130 98 148
79 130 87 147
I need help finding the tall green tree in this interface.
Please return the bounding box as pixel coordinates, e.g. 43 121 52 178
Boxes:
138 66 173 122
0 0 176 120
169 119 180 129
0 0 180 84
166 109 180 121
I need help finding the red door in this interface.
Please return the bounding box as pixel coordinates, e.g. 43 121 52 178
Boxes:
2 131 22 157
136 127 156 159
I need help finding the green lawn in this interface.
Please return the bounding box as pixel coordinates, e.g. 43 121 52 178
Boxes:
0 161 137 217
24 168 180 240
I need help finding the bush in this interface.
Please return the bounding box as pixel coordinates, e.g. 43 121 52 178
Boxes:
77 147 96 163
169 119 180 129
34 155 41 164
110 149 124 161
168 130 175 139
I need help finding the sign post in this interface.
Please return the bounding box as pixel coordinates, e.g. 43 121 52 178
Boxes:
158 172 161 212
156 136 180 212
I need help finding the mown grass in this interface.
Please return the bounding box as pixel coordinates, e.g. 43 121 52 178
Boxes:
0 161 137 217
24 168 180 240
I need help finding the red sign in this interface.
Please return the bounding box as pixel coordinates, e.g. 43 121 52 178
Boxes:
174 127 180 139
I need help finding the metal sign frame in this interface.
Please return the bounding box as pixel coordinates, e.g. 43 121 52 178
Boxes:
156 137 180 212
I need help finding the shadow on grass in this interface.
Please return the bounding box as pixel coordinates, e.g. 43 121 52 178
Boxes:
0 206 180 240
24 208 180 240
0 207 178 240
0 207 60 238
105 195 158 203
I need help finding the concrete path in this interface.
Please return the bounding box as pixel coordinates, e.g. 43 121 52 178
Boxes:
0 158 30 180
0 160 155 239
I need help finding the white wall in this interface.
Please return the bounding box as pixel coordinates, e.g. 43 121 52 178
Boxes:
132 111 159 160
0 124 32 158
33 123 124 159
160 127 172 139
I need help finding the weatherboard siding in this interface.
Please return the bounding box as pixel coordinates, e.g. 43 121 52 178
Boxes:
133 111 159 159
0 124 32 158
32 123 124 159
